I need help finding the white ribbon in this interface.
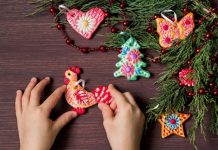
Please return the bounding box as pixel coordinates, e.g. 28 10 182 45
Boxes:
74 79 85 88
58 4 70 13
161 10 177 26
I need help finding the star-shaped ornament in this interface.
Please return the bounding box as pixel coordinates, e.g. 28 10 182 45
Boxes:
158 112 191 138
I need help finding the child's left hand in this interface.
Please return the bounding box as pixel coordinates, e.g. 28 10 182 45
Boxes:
15 77 78 150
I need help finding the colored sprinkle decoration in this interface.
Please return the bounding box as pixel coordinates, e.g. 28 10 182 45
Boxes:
165 114 180 130
114 37 150 80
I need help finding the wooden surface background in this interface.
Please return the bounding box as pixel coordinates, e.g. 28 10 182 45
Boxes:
0 0 218 150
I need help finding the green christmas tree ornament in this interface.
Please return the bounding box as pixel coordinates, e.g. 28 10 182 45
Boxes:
114 36 150 80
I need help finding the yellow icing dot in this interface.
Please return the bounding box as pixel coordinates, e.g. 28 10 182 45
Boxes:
82 20 89 28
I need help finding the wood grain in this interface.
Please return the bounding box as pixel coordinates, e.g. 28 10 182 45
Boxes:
0 0 217 150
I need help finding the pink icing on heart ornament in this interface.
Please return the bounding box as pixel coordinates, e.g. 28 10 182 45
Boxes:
59 5 106 40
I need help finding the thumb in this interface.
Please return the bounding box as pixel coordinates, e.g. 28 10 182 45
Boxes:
54 111 77 131
98 103 114 121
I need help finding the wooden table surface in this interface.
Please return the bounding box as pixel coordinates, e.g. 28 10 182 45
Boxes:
0 0 218 150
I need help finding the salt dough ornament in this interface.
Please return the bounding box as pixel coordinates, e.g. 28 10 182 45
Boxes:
179 68 195 87
158 113 191 138
114 35 150 80
64 66 112 115
59 5 106 40
156 10 195 48
92 86 112 105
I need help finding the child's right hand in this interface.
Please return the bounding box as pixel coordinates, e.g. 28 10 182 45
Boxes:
98 84 145 150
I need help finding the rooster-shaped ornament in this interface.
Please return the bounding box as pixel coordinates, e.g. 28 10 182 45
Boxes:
64 66 112 115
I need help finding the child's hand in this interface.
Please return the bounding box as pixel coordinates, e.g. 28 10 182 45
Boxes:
98 84 145 150
15 77 77 150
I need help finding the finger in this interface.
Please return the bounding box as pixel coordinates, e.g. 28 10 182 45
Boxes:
110 100 117 111
98 103 114 121
108 84 129 107
30 77 50 106
15 90 23 119
53 111 77 131
41 85 66 114
123 92 137 106
22 77 37 110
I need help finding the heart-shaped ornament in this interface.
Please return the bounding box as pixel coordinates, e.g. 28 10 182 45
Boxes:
66 8 106 40
92 86 112 105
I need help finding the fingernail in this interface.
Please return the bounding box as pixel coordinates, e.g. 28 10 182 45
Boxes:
45 77 50 80
31 77 37 82
72 111 78 117
16 90 22 95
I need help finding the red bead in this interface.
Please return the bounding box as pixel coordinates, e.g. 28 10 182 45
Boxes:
208 73 213 78
187 60 192 66
205 32 212 39
109 0 116 4
104 12 110 18
179 82 184 87
119 3 126 9
111 27 118 33
170 119 176 124
152 57 161 63
99 45 107 52
198 19 203 25
211 56 217 62
49 7 56 14
176 42 180 46
213 89 218 96
161 48 167 54
80 48 89 53
118 48 122 53
215 21 218 26
183 8 188 14
198 88 205 94
209 82 215 87
187 91 194 97
196 47 200 53
66 39 73 45
153 15 159 20
56 24 63 30
147 27 152 32
211 8 217 13
123 20 129 26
